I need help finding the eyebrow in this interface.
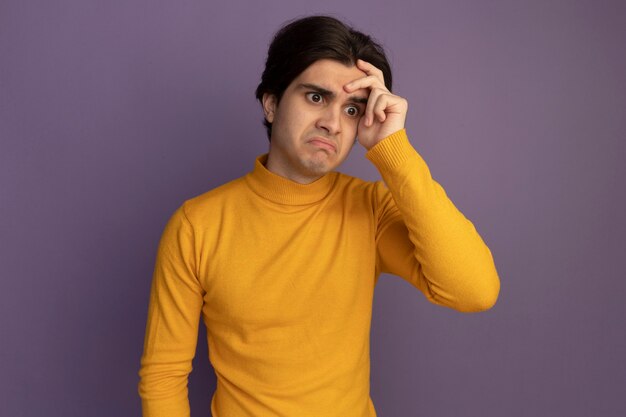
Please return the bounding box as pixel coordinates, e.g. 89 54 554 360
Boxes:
297 83 368 105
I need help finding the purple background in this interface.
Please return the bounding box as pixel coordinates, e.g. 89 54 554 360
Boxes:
2 1 625 416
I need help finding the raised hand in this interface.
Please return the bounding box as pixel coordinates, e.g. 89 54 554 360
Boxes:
344 59 408 150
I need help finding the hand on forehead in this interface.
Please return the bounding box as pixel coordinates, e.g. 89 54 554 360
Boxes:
344 59 388 94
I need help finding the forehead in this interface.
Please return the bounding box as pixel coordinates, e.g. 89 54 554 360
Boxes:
291 59 368 95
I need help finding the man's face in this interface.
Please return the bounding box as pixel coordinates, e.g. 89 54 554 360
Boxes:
262 59 369 183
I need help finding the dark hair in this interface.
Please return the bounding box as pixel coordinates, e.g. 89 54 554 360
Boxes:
255 15 393 140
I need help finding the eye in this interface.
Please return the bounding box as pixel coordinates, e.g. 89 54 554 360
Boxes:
306 92 324 103
344 105 361 117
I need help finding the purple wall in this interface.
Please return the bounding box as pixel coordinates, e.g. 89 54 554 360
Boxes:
2 1 625 416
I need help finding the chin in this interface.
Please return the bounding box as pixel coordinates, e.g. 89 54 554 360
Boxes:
303 153 338 174
303 163 331 177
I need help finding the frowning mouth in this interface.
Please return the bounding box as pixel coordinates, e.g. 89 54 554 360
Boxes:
307 137 337 153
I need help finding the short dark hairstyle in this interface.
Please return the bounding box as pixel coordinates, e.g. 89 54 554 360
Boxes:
255 15 393 140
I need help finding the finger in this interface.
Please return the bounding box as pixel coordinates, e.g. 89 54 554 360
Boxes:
364 88 386 126
368 93 408 126
372 94 392 123
344 75 387 93
356 59 385 85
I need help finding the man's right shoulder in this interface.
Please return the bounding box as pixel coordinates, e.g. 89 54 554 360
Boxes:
178 176 248 224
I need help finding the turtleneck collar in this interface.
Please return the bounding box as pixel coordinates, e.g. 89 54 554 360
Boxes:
244 154 338 205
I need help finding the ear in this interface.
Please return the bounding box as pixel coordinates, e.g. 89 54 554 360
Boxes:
262 93 277 123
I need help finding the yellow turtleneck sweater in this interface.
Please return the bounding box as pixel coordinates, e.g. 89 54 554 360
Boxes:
138 129 500 417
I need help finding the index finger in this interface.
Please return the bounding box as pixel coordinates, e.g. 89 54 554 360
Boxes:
344 75 386 93
356 59 385 86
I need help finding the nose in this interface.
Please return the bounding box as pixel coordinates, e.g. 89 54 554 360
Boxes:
315 105 341 135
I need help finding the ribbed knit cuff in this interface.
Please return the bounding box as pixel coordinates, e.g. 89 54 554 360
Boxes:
365 129 414 170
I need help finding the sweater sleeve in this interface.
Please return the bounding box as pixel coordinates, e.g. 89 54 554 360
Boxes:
367 129 500 312
138 204 205 417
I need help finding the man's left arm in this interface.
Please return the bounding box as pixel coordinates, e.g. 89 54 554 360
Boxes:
368 129 500 312
346 60 500 312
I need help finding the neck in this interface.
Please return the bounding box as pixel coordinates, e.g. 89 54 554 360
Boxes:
245 154 337 206
264 152 324 185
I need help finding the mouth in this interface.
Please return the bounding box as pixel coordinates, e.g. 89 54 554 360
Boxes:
307 137 337 153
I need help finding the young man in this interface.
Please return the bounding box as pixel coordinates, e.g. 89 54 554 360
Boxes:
138 15 500 417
